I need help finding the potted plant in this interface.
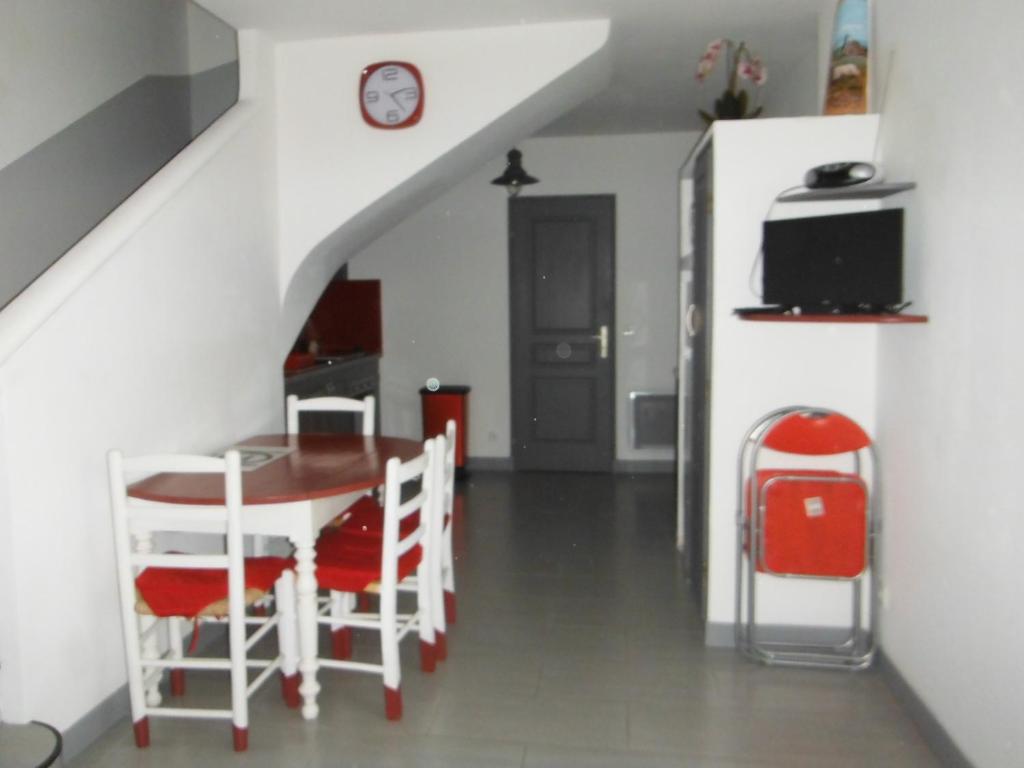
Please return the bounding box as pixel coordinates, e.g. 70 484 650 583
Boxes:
696 39 767 125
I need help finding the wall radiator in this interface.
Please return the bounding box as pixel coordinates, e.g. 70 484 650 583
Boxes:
630 392 677 448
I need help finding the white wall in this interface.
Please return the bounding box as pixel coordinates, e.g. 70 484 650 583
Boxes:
273 22 611 356
873 2 1024 765
349 132 699 462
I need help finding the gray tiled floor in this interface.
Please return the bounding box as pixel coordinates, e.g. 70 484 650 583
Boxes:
71 471 940 767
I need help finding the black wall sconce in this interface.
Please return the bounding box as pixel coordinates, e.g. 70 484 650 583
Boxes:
491 148 539 197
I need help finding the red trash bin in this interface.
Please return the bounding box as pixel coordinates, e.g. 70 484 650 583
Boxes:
420 385 470 478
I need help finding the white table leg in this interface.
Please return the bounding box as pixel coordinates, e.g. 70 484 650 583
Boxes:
292 539 320 719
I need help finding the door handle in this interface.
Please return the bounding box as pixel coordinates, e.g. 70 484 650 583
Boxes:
591 325 609 359
685 304 702 337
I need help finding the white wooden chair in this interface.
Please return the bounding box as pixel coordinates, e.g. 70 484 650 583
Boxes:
312 438 438 720
250 393 378 564
393 422 456 659
329 422 457 658
285 393 376 436
397 431 450 659
282 392 378 540
108 450 299 752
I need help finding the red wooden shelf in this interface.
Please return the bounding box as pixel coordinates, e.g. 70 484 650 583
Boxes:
737 312 928 324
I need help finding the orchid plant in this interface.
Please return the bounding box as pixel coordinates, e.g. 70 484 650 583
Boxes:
695 39 767 125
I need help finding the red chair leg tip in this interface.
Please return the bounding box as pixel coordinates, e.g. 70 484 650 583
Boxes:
280 671 301 709
331 627 353 660
357 593 372 612
444 591 457 624
133 717 150 748
419 640 436 673
435 631 447 661
384 686 403 720
169 669 186 696
233 726 248 752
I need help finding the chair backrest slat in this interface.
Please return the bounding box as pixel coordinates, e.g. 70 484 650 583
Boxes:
134 553 230 569
393 451 427 485
122 504 231 537
394 534 421 558
121 453 228 476
286 394 375 436
396 491 426 522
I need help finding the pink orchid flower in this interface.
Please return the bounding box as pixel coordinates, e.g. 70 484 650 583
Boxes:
696 54 715 81
751 57 768 86
695 39 766 91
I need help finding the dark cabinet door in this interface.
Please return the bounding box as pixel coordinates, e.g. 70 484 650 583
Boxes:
684 146 713 615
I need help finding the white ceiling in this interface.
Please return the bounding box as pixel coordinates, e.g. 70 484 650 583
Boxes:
199 0 831 135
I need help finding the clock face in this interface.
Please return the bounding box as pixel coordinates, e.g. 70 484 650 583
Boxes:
360 61 424 129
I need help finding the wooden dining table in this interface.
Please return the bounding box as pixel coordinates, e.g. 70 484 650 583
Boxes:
128 432 424 720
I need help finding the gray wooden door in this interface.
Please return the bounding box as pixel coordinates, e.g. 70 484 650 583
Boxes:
509 195 615 472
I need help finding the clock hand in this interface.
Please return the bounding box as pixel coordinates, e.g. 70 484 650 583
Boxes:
388 90 408 112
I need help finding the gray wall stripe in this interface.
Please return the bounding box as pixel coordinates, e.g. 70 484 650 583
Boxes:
0 63 237 309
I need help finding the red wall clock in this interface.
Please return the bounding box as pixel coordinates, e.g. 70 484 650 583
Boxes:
360 61 424 129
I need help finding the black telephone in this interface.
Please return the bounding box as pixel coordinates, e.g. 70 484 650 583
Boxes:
804 162 880 188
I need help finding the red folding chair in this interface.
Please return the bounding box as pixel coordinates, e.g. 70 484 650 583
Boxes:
736 407 877 669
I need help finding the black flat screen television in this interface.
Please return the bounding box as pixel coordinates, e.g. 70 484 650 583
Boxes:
762 209 903 313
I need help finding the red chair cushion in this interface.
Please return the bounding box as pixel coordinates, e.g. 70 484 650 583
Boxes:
317 526 369 557
135 556 294 618
338 495 384 535
336 496 419 541
746 470 867 578
339 495 383 527
315 535 422 594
